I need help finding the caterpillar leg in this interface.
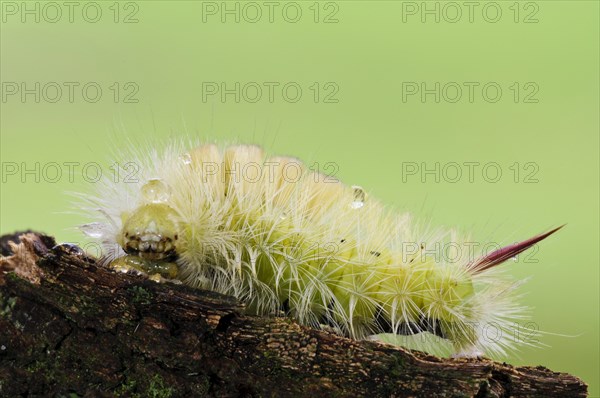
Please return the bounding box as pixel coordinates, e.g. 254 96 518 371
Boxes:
110 255 179 281
440 321 485 359
451 346 484 359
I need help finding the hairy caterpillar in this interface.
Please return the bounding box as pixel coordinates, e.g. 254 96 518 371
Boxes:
79 141 561 358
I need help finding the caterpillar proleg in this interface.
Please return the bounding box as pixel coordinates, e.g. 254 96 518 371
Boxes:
79 142 561 358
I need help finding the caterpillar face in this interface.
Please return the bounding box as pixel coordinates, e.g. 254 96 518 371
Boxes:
116 178 181 263
80 142 562 359
119 203 179 261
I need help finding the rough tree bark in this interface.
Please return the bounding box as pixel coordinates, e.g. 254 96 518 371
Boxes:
0 232 588 398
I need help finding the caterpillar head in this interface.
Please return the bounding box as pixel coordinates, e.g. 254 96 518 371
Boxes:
117 178 180 261
119 203 179 261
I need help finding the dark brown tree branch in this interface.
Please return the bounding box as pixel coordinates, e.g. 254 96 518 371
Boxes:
0 232 588 397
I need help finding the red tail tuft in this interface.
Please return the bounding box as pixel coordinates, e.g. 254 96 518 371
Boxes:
468 225 564 274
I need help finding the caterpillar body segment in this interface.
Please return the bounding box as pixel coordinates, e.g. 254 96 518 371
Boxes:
80 142 560 358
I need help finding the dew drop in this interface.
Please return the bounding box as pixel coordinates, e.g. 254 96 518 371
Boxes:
142 178 171 203
80 222 107 238
179 153 192 165
351 186 366 209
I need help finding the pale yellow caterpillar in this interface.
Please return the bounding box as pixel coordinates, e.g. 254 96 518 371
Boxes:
79 141 560 358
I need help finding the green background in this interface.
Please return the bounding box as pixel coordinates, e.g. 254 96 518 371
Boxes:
1 1 598 394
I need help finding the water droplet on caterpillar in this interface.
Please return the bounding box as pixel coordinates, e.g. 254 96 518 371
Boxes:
351 186 366 209
179 153 192 165
80 222 106 238
142 178 171 203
